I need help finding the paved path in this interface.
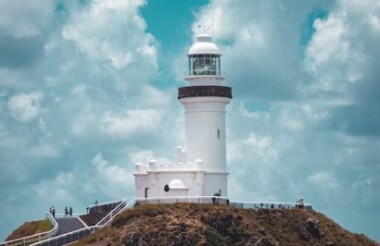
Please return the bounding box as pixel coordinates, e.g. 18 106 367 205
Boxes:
55 218 85 236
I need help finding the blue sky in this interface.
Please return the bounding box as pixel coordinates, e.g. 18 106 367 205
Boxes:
0 0 379 242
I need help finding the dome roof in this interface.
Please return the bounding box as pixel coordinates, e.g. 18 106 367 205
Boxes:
169 179 186 189
188 34 221 56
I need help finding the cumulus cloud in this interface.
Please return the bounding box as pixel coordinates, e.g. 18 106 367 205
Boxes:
62 0 157 71
101 109 163 139
194 0 380 239
307 171 342 189
7 92 43 122
1 0 379 242
0 0 164 239
192 0 333 100
89 153 133 198
0 0 54 38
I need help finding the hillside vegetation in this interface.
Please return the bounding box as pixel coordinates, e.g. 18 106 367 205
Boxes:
73 203 378 246
6 219 52 241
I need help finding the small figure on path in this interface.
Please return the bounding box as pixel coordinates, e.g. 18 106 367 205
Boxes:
64 206 68 218
52 206 56 218
69 206 73 217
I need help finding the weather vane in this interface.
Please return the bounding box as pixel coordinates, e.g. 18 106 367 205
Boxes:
197 18 214 36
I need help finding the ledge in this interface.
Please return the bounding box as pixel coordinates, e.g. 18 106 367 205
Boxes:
178 86 232 99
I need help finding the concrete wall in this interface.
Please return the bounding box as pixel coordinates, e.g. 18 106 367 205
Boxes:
135 171 205 199
135 170 228 198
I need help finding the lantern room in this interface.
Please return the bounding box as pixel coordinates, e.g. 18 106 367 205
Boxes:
186 34 224 85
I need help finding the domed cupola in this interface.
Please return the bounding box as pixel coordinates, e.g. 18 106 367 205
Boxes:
186 34 224 85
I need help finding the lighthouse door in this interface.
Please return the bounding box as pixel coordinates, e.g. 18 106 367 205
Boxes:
144 187 149 198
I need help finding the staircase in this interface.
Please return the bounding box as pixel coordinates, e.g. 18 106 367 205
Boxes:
29 198 136 246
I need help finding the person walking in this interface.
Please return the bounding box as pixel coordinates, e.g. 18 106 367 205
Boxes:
69 207 73 217
52 206 56 218
64 206 68 218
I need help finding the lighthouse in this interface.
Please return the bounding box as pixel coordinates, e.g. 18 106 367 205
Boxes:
134 33 232 198
178 33 232 195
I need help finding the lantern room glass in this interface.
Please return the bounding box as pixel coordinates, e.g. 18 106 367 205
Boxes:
189 54 221 76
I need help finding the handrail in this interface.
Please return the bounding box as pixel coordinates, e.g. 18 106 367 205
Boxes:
30 226 100 246
88 198 125 208
31 198 136 246
0 212 59 246
230 201 312 209
95 198 127 226
137 195 229 201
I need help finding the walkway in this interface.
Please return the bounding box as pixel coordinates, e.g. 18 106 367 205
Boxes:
55 218 85 236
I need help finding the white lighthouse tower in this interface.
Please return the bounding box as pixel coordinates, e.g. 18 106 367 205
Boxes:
134 33 232 198
178 33 232 196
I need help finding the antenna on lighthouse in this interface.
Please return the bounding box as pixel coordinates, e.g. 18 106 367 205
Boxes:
196 19 214 36
203 18 214 36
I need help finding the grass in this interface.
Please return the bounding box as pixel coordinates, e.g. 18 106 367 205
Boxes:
72 203 379 246
6 219 53 241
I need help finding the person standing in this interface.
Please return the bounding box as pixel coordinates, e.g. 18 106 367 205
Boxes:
64 206 68 218
52 206 56 218
69 207 73 217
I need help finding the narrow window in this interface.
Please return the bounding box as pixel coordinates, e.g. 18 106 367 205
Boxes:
217 129 220 139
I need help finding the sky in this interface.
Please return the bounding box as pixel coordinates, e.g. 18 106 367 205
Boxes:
0 0 379 242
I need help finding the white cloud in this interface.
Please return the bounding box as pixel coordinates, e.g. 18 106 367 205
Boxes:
0 0 53 38
35 172 75 202
8 92 44 122
62 0 157 70
27 144 60 158
307 171 342 189
90 153 133 197
101 109 163 139
305 13 365 94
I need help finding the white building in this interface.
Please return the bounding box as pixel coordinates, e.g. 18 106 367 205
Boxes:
134 33 232 199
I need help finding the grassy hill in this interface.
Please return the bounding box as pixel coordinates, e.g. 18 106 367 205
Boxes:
6 219 52 241
73 203 378 246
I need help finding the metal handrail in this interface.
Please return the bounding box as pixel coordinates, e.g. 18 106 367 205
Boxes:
136 195 229 204
230 201 312 209
30 226 100 246
88 198 125 208
95 198 127 226
31 198 137 246
0 212 59 246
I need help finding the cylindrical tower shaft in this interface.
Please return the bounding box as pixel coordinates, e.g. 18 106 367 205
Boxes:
178 87 232 172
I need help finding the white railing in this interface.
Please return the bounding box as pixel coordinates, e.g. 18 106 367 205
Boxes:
230 201 313 210
95 198 127 226
30 198 137 246
136 196 230 205
135 162 203 174
0 212 58 246
87 198 125 209
30 226 99 246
